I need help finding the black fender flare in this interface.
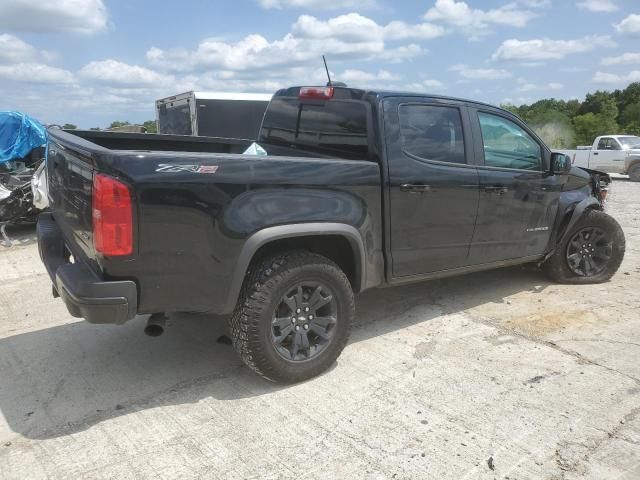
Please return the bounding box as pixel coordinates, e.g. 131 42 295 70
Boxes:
224 223 367 313
557 197 602 248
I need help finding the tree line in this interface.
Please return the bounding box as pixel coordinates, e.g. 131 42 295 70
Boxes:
503 82 640 148
62 120 157 133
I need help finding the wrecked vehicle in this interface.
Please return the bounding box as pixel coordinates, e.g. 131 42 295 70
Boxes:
38 85 625 383
0 111 46 244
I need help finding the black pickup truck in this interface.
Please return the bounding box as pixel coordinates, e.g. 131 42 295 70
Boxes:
38 85 625 382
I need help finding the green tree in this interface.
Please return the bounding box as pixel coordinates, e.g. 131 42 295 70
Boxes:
108 121 131 129
579 91 618 118
573 112 619 146
621 102 640 134
142 120 157 133
62 123 77 130
613 82 640 118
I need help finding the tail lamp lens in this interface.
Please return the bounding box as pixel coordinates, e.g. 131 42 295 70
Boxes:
299 86 334 100
92 173 133 256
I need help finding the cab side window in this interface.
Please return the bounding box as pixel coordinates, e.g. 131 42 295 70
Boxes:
477 112 542 171
598 138 620 150
398 104 466 164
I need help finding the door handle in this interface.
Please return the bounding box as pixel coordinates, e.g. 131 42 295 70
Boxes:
400 184 431 193
484 185 508 195
593 152 599 155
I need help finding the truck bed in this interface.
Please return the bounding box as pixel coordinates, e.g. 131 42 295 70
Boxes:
67 130 252 154
45 128 383 317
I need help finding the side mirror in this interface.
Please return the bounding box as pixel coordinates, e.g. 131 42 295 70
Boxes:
551 152 571 175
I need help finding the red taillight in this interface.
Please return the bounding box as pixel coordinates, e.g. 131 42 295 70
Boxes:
92 173 133 256
299 86 334 100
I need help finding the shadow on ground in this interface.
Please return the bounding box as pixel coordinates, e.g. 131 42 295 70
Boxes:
1 223 37 248
0 264 551 440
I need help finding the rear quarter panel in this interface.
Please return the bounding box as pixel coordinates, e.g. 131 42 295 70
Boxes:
107 152 383 314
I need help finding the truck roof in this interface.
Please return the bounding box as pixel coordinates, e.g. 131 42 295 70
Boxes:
275 85 509 115
597 135 639 139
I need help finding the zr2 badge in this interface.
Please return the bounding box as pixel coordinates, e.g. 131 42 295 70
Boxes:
156 164 219 174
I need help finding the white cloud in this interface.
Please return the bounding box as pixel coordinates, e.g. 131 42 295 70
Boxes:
403 79 446 92
377 44 425 62
592 70 640 83
79 60 172 86
615 14 640 36
576 0 618 12
601 52 640 66
0 34 38 64
147 14 435 73
0 0 108 35
451 64 512 80
422 79 445 88
339 69 400 83
258 0 378 9
292 13 445 41
423 0 539 36
492 35 615 61
0 63 75 84
516 79 564 92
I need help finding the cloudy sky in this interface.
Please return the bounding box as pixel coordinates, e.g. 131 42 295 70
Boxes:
0 0 639 128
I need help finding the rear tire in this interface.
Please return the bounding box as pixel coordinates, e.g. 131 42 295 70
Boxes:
543 209 625 284
629 163 640 182
229 251 354 383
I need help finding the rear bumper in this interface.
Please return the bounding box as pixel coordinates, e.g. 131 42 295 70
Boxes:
37 213 137 324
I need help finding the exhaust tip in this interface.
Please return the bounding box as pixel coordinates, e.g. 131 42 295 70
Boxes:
144 324 164 337
144 313 167 337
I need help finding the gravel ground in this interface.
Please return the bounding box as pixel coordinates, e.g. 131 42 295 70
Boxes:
0 180 639 480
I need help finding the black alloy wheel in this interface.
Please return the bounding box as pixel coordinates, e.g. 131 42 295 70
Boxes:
565 227 612 277
271 282 338 362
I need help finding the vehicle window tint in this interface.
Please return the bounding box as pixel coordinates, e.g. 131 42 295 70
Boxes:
398 104 465 164
259 98 368 160
597 138 608 150
478 112 542 171
605 138 620 150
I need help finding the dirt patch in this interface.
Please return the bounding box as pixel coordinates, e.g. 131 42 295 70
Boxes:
503 309 601 337
414 341 436 359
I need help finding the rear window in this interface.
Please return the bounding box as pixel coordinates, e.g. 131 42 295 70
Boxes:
399 104 466 164
259 98 369 160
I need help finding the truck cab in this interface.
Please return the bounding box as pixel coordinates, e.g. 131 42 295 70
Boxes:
591 135 629 173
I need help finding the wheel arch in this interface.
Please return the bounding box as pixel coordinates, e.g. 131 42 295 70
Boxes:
556 197 602 248
626 159 640 178
224 223 366 313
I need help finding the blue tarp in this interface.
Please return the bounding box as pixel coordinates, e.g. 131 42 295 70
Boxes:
0 111 47 164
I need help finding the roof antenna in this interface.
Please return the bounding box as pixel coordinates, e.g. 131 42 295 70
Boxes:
322 55 333 87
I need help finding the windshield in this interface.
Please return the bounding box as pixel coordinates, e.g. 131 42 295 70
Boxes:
619 136 640 149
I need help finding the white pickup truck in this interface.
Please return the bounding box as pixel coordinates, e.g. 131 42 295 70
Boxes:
555 135 640 181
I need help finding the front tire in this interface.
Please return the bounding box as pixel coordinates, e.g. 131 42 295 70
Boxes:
629 163 640 182
543 209 625 284
229 251 354 383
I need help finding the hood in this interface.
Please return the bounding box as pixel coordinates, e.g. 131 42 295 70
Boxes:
564 166 610 196
577 166 611 183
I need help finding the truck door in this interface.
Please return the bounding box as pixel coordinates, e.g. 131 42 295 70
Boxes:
384 98 479 277
593 137 625 173
467 107 563 264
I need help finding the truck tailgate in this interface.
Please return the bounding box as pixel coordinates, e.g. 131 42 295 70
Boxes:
46 131 101 264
